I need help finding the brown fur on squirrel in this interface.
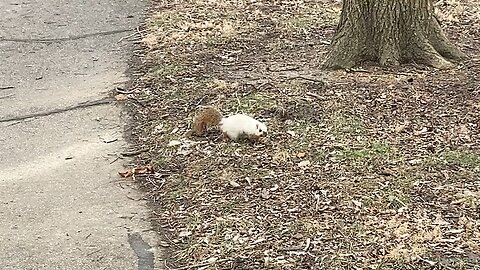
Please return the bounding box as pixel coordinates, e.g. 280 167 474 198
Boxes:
192 107 223 136
192 107 268 141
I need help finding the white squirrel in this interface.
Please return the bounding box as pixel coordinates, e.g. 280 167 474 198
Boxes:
219 114 268 140
192 107 268 141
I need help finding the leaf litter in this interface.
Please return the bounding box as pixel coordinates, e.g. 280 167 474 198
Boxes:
124 0 480 269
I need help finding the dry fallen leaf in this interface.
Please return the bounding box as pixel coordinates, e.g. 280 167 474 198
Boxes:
446 229 464 234
433 215 449 226
352 199 362 208
298 160 311 167
114 94 128 101
261 189 271 199
118 165 154 178
273 151 289 163
229 180 241 188
297 152 306 158
118 170 133 178
286 130 296 137
414 127 428 135
168 140 182 147
179 230 192 237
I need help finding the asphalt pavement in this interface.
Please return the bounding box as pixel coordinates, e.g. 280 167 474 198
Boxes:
0 1 162 269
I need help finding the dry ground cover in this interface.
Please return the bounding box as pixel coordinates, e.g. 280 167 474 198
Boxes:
124 0 480 269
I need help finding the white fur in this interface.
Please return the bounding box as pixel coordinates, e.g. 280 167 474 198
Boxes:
219 114 267 140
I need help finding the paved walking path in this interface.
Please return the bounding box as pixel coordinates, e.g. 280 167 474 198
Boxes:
0 1 161 269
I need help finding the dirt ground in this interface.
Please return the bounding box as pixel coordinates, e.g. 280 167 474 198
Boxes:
123 0 480 269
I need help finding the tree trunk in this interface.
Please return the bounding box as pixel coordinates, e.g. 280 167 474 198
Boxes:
323 0 467 69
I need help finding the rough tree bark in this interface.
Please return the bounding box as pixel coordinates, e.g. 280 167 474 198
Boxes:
323 0 467 69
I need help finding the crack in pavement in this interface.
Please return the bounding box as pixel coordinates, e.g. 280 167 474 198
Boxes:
0 98 113 123
128 233 155 270
0 29 133 44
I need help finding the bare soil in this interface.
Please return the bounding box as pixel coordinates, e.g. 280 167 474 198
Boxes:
124 0 480 269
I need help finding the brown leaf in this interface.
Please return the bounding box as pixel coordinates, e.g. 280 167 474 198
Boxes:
118 170 134 178
379 168 395 176
118 165 154 178
135 165 154 174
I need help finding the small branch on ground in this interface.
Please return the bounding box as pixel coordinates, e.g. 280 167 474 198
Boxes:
0 94 15 99
169 258 231 270
0 98 113 123
121 148 149 157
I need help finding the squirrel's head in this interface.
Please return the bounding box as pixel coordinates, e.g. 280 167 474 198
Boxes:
255 122 268 136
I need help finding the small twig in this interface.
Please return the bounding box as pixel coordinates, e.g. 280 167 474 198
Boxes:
267 65 299 72
286 75 325 83
417 256 437 267
0 86 14 90
87 249 102 256
0 97 113 123
118 29 142 43
0 94 15 99
5 118 34 126
121 148 149 157
347 68 371 73
304 238 311 251
171 258 230 270
126 195 142 201
306 92 322 99
109 155 122 164
278 246 304 252
115 87 135 94
244 80 273 94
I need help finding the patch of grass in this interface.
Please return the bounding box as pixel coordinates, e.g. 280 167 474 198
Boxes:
220 199 239 214
185 213 202 229
382 174 416 208
376 261 417 270
329 112 366 138
340 141 391 160
281 5 339 33
167 176 188 202
149 64 184 81
441 150 480 168
148 7 247 47
224 92 277 115
206 78 230 91
358 173 415 210
427 150 480 169
168 187 186 202
150 11 183 29
152 155 172 170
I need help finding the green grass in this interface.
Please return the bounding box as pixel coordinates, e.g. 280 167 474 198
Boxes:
427 150 480 169
281 5 339 33
330 112 366 138
220 200 239 214
150 64 184 81
224 92 277 115
340 142 391 160
150 11 183 30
